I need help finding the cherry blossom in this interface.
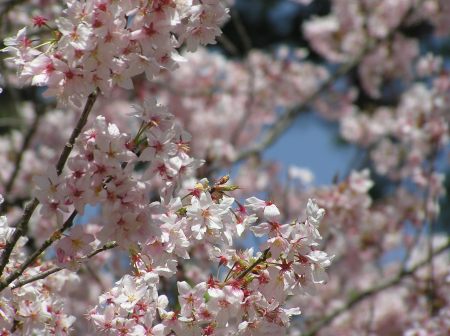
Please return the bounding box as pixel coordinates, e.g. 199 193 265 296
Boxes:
0 0 450 335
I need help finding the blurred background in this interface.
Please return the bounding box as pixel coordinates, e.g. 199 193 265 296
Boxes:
217 0 450 231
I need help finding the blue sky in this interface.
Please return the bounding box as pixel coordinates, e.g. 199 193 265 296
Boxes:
264 112 358 185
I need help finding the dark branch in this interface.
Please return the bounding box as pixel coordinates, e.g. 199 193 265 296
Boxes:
0 90 98 278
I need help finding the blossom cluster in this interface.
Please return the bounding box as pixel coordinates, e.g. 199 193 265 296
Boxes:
33 98 199 269
0 195 80 335
1 0 450 335
146 47 328 161
304 0 410 63
0 93 333 334
339 74 449 222
0 270 79 335
88 188 332 335
3 0 229 106
302 0 450 99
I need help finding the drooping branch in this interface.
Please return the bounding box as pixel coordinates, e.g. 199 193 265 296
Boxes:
0 200 38 277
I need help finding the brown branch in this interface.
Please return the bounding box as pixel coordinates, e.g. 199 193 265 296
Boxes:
10 242 118 289
226 8 254 145
236 248 270 280
230 8 252 53
0 90 98 277
424 147 439 314
55 90 98 175
0 198 40 277
12 266 61 289
0 210 78 291
217 35 240 56
4 113 41 193
302 239 450 336
85 263 106 292
0 108 43 215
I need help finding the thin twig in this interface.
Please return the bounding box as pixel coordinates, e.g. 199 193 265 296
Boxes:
228 8 255 145
424 147 438 314
233 58 362 163
400 225 422 271
217 35 240 56
236 248 270 280
11 242 117 289
1 109 42 214
0 210 77 291
0 198 39 277
230 61 256 146
230 8 252 53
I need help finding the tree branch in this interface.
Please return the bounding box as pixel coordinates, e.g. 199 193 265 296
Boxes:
236 248 270 280
233 55 362 163
302 239 450 336
55 90 98 175
230 8 252 53
1 107 43 214
0 210 78 291
10 242 118 289
0 90 98 277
